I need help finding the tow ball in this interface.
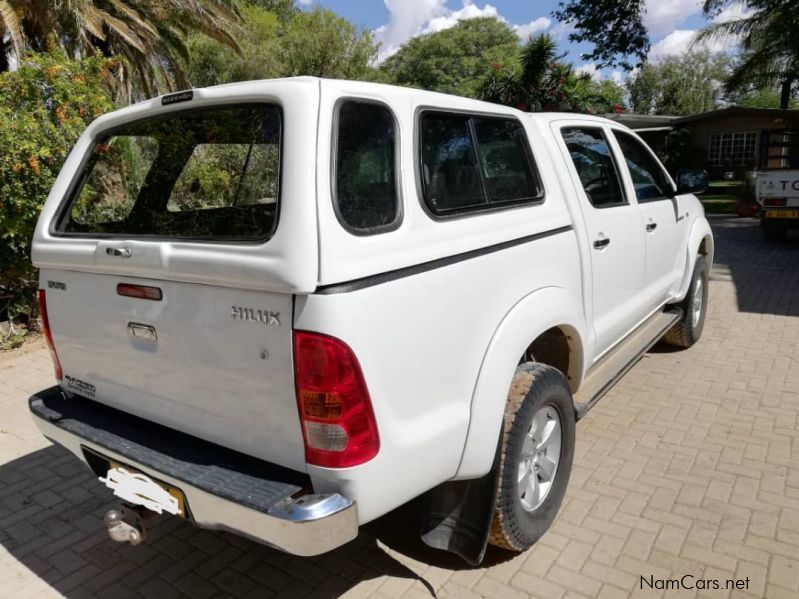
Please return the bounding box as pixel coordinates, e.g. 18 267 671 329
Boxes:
103 504 155 545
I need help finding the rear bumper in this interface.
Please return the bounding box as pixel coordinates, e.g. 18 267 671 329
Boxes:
29 386 358 556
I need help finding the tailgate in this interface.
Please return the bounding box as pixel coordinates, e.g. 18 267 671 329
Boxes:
757 170 799 204
42 268 306 471
32 88 322 473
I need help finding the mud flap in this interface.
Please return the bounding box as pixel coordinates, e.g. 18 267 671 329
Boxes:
419 428 503 565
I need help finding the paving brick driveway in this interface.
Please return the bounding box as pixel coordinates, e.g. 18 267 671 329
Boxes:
1 216 798 599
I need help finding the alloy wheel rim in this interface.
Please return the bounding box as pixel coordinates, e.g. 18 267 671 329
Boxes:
692 278 703 328
518 405 561 512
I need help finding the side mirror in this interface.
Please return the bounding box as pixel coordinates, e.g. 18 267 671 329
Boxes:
675 168 709 195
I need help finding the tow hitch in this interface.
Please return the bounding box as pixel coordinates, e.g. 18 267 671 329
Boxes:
99 464 182 545
104 504 155 545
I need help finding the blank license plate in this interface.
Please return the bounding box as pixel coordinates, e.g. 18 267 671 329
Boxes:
108 460 188 518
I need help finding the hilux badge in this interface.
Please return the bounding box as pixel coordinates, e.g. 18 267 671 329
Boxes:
231 306 281 326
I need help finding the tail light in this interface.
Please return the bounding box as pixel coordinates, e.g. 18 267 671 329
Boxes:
293 331 379 468
38 290 63 381
763 197 786 207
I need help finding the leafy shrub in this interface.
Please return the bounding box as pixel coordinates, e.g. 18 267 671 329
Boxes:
0 48 116 321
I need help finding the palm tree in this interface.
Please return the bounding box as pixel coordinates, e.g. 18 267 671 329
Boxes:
479 33 599 112
696 0 798 109
0 0 241 96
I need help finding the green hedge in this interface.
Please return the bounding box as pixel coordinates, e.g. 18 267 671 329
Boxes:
0 49 115 321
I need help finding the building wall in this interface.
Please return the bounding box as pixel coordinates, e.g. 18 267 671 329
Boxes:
686 113 799 178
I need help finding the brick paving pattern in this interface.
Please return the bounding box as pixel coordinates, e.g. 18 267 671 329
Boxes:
1 216 798 598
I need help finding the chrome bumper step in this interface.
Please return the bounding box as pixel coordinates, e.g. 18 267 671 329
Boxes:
29 386 358 555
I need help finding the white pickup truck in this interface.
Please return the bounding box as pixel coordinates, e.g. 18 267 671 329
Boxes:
756 129 799 240
29 78 714 565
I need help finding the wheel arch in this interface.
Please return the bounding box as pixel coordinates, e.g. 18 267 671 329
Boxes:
453 286 587 480
677 217 714 301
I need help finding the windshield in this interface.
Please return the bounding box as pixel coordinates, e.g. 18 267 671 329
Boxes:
57 104 281 241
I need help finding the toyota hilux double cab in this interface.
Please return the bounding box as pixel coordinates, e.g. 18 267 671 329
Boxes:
29 77 713 565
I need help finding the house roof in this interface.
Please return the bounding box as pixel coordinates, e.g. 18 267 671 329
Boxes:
604 113 680 129
606 106 799 130
672 106 799 125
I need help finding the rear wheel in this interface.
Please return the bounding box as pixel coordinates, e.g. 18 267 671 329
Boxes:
663 255 708 348
488 363 575 552
762 219 787 242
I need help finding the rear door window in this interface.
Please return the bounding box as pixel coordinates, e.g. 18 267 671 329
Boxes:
420 112 485 213
473 117 540 203
58 104 281 241
562 127 627 208
419 111 543 216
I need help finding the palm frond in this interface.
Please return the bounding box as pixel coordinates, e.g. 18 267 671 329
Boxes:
0 0 25 54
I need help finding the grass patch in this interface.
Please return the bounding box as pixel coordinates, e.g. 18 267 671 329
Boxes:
699 180 742 215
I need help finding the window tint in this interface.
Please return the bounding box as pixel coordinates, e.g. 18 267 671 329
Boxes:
473 118 540 203
562 128 626 208
62 105 281 240
335 101 398 231
420 113 485 213
419 112 542 215
613 131 672 201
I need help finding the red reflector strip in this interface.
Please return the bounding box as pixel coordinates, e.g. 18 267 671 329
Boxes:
117 284 162 301
763 198 786 207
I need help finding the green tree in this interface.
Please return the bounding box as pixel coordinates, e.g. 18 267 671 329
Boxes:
572 78 626 113
186 4 377 86
626 52 728 115
379 17 520 99
553 0 648 70
730 86 799 108
279 7 377 79
697 0 798 108
0 0 241 95
0 48 115 318
553 0 799 105
479 33 605 113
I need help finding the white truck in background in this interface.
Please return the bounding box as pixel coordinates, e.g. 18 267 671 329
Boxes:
756 129 799 240
28 78 714 565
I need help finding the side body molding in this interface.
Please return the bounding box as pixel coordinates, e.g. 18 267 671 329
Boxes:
453 286 588 480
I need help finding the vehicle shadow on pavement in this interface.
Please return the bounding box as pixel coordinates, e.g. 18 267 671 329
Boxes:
0 445 505 598
709 217 799 317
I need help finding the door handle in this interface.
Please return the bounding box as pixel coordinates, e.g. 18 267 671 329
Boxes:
646 222 658 232
106 247 132 258
593 238 611 249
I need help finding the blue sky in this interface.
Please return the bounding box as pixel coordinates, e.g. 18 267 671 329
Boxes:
299 0 745 81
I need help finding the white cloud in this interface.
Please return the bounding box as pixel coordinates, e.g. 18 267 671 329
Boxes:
297 0 313 4
375 0 551 62
575 63 601 81
610 70 623 84
513 17 551 40
376 0 446 61
712 4 755 23
424 2 501 34
647 29 731 61
643 0 703 37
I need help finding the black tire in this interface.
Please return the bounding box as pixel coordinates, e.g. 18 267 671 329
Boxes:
663 255 708 348
762 219 787 242
488 363 575 552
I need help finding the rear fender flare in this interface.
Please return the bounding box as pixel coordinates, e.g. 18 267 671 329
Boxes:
453 286 587 480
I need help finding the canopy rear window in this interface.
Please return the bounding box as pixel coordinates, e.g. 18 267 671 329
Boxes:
56 104 281 242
